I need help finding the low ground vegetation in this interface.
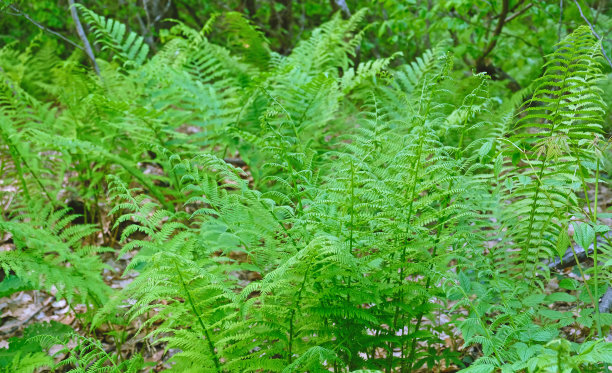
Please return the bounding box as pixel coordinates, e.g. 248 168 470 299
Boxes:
1 2 612 372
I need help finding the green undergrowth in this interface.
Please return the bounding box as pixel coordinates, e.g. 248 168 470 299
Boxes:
0 6 611 373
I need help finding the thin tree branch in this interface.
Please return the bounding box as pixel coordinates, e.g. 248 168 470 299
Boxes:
68 0 101 76
479 0 510 62
7 5 84 50
504 3 533 23
548 244 592 270
509 0 526 13
558 0 564 42
153 0 172 24
573 0 612 68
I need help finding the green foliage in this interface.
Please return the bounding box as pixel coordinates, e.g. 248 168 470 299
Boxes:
0 204 109 303
31 328 144 373
0 3 611 373
74 3 150 68
0 321 70 372
501 26 606 279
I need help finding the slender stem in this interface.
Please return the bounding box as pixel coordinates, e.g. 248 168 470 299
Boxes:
455 285 504 365
0 128 30 203
9 141 55 207
569 242 596 307
287 263 311 364
592 159 602 338
558 0 564 42
504 3 533 23
407 185 452 373
522 51 573 279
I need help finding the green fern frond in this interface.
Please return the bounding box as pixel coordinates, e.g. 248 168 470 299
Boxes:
502 26 606 278
74 4 150 67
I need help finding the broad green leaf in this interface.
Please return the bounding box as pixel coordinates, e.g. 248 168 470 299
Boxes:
523 293 546 307
572 222 594 250
458 271 471 293
545 292 576 303
555 228 570 258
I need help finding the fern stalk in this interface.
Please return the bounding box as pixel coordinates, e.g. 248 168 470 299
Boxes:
394 116 429 372
591 158 602 338
0 126 55 206
406 167 459 372
173 260 222 373
287 262 311 364
521 63 572 279
0 129 30 203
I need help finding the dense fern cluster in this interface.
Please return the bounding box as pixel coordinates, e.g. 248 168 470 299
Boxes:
0 5 611 373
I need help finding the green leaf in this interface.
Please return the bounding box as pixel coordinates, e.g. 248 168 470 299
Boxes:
478 141 492 159
545 292 576 303
461 364 495 373
538 309 564 320
555 227 570 259
577 308 594 328
518 174 531 186
458 271 471 293
599 313 612 325
494 154 503 179
0 275 36 298
523 293 545 307
572 222 594 250
511 151 521 166
559 278 579 290
512 342 540 362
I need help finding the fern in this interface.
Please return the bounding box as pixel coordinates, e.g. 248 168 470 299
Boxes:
502 26 606 279
0 203 109 303
74 4 149 67
1 6 611 373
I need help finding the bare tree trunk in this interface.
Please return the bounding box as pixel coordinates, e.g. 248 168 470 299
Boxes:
269 0 293 54
329 0 351 18
68 0 100 76
245 0 256 18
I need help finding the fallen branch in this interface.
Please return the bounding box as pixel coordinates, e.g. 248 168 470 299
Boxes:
224 158 247 167
599 287 612 314
548 231 612 271
546 234 612 315
548 244 592 271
